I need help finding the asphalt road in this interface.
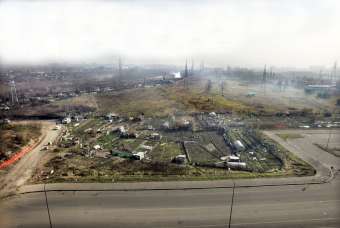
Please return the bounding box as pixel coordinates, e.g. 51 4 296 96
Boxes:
1 174 339 228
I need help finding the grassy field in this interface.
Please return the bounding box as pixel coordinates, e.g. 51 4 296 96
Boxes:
94 83 255 118
28 77 335 119
54 94 98 110
96 87 181 117
162 84 254 114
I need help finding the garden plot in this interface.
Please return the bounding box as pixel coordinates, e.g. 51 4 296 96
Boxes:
149 142 183 162
161 129 231 164
161 130 197 142
184 141 220 164
195 131 231 157
224 128 284 172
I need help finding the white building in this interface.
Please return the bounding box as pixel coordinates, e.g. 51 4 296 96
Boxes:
62 117 71 124
133 152 145 160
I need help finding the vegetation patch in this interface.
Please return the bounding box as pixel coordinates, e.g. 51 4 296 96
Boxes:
96 87 180 117
149 142 182 162
0 123 42 161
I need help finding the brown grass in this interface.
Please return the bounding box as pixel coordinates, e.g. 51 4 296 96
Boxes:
0 123 42 159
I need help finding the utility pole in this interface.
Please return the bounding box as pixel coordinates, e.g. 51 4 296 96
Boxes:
319 70 323 81
118 57 123 81
191 58 194 76
200 60 205 72
333 61 337 81
184 59 189 78
326 128 332 150
9 80 19 106
262 65 267 95
326 108 335 150
221 80 225 96
184 59 189 89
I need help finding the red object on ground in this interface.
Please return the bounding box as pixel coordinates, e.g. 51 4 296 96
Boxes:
0 141 39 170
275 123 287 129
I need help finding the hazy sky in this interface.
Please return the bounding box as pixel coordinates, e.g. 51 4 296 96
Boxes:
0 0 339 67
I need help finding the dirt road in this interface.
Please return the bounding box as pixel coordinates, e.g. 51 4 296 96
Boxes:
0 120 62 198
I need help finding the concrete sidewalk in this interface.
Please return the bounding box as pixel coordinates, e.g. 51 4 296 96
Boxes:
18 172 332 194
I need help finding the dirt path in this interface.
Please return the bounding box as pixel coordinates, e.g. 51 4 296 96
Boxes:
0 120 62 197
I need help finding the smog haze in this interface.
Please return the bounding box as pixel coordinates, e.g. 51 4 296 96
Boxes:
0 0 339 67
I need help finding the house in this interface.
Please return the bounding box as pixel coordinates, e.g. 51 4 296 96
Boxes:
0 105 10 111
72 115 83 122
93 145 101 150
62 117 71 124
132 152 145 160
220 155 240 162
162 121 170 129
0 118 11 124
228 155 240 162
246 92 256 97
170 72 182 79
150 133 162 140
227 161 247 169
118 126 126 134
172 155 186 164
105 113 119 120
233 140 245 151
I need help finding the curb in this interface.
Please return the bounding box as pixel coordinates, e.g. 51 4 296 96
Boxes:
13 170 335 196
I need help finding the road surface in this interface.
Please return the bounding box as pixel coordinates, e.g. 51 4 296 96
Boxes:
0 121 61 197
0 174 339 228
